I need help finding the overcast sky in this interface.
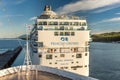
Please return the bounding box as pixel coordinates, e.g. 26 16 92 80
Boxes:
0 0 120 38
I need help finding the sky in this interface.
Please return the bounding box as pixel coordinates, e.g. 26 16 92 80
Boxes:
0 0 120 38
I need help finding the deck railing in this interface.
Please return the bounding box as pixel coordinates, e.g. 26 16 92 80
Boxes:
0 65 98 80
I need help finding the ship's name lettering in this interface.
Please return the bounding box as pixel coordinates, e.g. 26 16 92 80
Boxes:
56 59 73 62
51 42 78 45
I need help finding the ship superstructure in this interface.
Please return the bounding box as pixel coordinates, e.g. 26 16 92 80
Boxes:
30 5 90 76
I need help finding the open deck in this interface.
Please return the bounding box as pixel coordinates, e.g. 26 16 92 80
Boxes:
0 65 98 80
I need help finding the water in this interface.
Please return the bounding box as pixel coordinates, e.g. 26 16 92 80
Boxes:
0 39 26 66
0 39 19 53
0 40 120 80
90 42 120 80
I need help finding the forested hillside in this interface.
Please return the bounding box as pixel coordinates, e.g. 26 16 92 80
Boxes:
91 32 120 42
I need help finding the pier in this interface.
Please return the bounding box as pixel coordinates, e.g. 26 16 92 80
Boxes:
0 46 22 69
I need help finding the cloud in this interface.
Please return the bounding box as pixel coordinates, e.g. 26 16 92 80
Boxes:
29 17 37 21
104 17 120 22
2 0 27 5
13 0 27 4
56 0 120 14
0 14 24 18
93 5 119 13
116 13 120 15
90 17 120 26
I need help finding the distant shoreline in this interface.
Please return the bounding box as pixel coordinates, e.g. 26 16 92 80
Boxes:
91 32 120 43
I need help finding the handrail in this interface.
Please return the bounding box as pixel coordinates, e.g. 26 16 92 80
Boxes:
0 65 98 80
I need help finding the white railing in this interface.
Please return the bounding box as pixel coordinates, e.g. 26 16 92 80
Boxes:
0 65 98 80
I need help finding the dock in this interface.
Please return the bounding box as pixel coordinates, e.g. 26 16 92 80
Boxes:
0 46 22 69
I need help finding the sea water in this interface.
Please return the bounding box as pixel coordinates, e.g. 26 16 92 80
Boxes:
0 39 19 53
90 42 120 80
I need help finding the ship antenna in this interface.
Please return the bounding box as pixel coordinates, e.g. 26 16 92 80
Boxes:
23 24 32 75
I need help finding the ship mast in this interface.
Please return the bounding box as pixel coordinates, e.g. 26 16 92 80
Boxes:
24 24 32 75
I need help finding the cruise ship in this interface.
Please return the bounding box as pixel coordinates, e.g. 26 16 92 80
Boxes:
30 5 91 76
0 5 98 80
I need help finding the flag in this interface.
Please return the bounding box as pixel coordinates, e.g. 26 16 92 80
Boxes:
26 24 31 31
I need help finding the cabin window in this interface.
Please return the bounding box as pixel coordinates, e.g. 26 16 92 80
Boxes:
74 48 78 52
43 22 47 25
33 49 37 53
38 42 43 47
80 27 85 30
50 49 54 53
46 55 52 59
54 32 58 36
64 22 69 25
65 32 70 36
64 67 68 69
48 22 58 25
60 32 64 36
55 27 59 30
79 22 81 26
85 65 87 67
73 68 77 70
76 54 82 58
70 22 72 25
71 32 75 36
60 54 65 57
85 47 89 52
49 62 52 64
71 66 77 70
59 22 64 25
38 55 42 58
69 27 73 30
47 49 55 53
33 42 37 46
60 26 64 30
55 56 57 58
60 67 64 69
85 53 87 56
38 22 42 25
53 22 58 25
73 22 78 26
64 27 68 30
48 22 53 25
37 26 43 30
82 22 86 26
55 32 75 36
38 22 47 25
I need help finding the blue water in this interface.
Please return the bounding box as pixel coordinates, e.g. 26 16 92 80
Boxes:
90 42 120 80
0 39 26 66
0 40 120 80
0 39 20 52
